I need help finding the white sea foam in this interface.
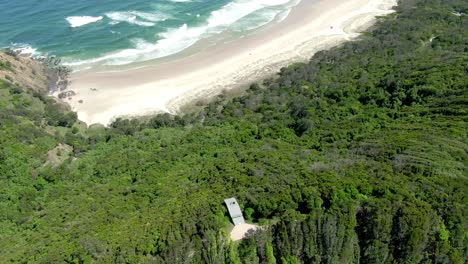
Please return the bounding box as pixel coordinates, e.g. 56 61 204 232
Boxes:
66 16 103 28
9 43 40 57
17 46 37 55
65 24 204 66
232 9 279 32
276 8 291 23
205 0 291 30
106 11 169 27
65 0 299 67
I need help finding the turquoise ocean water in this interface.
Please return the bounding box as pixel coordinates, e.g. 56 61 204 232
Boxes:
0 0 300 70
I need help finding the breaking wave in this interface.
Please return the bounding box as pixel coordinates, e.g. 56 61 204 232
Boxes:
105 11 169 27
64 0 300 67
66 16 103 28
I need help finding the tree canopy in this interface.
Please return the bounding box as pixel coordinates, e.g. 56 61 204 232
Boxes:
0 0 467 263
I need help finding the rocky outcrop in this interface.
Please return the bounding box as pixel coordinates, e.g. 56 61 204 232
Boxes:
58 90 76 99
0 51 49 92
0 51 71 94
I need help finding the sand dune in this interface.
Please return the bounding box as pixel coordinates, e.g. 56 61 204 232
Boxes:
63 0 398 126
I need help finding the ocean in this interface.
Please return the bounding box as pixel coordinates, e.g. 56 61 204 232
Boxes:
0 0 301 70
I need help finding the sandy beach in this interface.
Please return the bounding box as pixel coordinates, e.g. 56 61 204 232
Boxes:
63 0 398 126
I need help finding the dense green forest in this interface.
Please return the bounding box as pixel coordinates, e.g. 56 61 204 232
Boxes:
0 0 467 263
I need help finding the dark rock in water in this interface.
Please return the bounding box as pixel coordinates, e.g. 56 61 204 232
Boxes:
58 90 76 99
4 48 17 57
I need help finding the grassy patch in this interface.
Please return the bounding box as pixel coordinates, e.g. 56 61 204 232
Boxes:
0 59 14 72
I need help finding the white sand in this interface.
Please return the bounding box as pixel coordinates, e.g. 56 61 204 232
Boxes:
63 0 398 126
230 224 258 241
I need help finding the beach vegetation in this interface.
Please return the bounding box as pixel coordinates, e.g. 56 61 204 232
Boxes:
0 59 13 71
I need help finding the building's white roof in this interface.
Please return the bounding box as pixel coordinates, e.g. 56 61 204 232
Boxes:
224 197 245 225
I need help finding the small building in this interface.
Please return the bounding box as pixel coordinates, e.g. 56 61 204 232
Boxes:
224 197 245 226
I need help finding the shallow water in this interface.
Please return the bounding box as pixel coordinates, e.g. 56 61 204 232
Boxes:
0 0 300 70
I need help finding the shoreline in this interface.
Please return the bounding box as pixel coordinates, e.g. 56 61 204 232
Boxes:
63 0 398 126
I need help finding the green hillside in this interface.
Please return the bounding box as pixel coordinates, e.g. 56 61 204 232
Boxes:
0 0 466 263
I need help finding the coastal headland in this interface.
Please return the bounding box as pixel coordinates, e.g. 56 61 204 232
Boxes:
64 0 398 126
